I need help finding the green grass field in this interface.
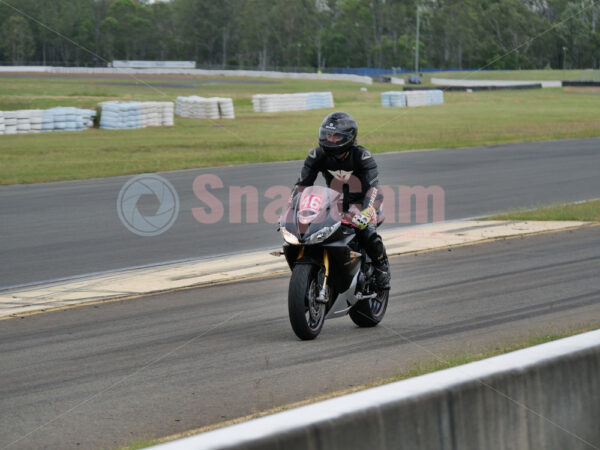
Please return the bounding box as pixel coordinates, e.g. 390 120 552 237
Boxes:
489 200 600 222
1 72 600 185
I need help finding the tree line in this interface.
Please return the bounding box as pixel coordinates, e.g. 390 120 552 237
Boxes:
1 0 599 71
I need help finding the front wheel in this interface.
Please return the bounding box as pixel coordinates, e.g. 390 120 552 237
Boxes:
288 264 325 340
349 289 388 328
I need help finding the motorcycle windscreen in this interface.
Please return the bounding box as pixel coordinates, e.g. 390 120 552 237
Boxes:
280 186 343 237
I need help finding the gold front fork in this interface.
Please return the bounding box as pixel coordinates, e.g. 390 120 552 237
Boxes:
317 249 329 303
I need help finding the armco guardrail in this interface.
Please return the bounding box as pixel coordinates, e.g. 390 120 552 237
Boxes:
0 66 373 85
152 329 600 450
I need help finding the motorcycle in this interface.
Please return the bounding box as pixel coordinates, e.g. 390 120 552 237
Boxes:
276 185 389 340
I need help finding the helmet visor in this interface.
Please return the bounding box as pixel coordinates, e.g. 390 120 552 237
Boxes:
318 128 353 148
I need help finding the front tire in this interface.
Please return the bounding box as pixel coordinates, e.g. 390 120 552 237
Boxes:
288 264 325 340
349 289 388 327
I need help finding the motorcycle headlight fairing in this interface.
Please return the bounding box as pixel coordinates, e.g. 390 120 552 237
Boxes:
281 227 300 245
306 222 341 244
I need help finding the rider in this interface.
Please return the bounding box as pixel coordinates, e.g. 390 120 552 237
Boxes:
294 111 391 290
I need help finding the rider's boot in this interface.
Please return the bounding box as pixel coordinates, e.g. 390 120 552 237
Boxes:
373 253 391 290
359 227 391 290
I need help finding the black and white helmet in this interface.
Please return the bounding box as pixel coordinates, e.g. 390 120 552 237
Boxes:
318 111 357 156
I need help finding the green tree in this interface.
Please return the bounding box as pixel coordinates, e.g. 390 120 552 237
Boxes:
147 2 177 61
482 0 544 69
100 16 119 61
557 1 597 69
1 15 34 64
104 0 152 60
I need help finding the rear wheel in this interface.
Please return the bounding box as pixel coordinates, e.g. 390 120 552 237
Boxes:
288 264 325 340
349 289 388 328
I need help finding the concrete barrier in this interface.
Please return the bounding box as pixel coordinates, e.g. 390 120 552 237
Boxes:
151 329 600 450
112 60 196 69
0 66 373 85
0 66 51 73
431 77 562 89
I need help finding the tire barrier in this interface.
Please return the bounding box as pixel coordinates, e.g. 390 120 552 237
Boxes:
252 92 334 112
562 81 600 87
381 91 407 107
3 111 17 135
0 107 95 135
176 96 235 119
141 102 175 126
44 107 96 132
151 330 600 450
381 90 444 107
99 101 174 130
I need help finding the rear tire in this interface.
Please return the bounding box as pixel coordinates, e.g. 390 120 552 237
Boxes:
288 264 325 340
349 289 388 328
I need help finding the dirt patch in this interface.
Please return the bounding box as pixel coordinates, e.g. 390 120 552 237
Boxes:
564 86 600 93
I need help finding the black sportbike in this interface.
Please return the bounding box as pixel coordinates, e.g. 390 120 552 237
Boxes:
277 186 388 340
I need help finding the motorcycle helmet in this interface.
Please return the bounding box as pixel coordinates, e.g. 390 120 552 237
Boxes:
318 111 357 156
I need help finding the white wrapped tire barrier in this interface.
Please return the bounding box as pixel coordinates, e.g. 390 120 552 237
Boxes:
381 90 444 108
4 111 17 134
0 108 96 135
176 96 235 119
381 91 407 107
252 92 334 113
99 101 173 130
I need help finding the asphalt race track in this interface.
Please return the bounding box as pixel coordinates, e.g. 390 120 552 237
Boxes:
1 227 599 449
1 138 600 289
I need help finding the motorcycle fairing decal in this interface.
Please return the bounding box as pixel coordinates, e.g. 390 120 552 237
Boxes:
327 169 354 183
300 194 322 213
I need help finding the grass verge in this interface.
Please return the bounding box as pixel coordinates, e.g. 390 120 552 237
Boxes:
126 325 598 450
488 200 600 222
2 73 600 184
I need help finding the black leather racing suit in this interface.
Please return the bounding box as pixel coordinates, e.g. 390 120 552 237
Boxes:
295 144 389 273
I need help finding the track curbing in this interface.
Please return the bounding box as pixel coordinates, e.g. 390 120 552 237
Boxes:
0 220 595 319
